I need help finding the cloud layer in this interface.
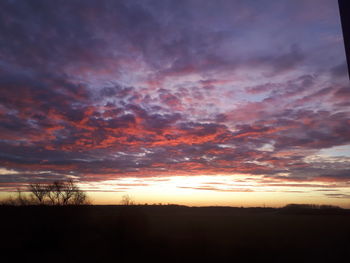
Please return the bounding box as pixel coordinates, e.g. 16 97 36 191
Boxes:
0 0 349 193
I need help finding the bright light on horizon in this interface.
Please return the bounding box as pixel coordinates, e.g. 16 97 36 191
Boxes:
72 175 350 208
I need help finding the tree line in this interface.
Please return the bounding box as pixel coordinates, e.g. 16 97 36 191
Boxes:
1 179 89 206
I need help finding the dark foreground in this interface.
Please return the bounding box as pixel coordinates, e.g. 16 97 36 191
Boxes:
1 205 350 263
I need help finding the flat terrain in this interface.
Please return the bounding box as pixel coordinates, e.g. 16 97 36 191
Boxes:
1 205 350 263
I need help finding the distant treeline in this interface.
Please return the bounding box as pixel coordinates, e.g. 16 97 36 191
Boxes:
279 203 348 215
282 203 342 210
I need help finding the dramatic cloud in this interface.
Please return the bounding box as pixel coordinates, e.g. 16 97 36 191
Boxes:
0 0 349 197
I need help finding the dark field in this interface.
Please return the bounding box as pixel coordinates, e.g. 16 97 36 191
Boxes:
1 205 350 263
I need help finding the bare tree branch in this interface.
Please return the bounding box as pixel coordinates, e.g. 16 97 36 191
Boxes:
29 184 48 204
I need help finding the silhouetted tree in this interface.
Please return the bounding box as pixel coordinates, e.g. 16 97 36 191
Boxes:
0 188 33 206
71 188 88 205
28 180 89 205
121 194 134 205
62 179 78 205
29 183 48 204
47 181 64 205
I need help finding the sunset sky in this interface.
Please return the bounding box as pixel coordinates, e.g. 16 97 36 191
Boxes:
0 0 349 207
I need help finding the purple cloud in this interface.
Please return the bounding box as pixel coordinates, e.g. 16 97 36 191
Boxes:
0 0 349 191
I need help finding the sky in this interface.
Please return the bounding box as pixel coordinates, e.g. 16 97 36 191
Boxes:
0 0 349 207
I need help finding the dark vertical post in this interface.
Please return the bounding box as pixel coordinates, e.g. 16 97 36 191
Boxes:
338 0 350 79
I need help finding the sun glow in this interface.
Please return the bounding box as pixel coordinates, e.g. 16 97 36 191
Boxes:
76 175 350 208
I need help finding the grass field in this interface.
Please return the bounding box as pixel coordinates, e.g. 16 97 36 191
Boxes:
1 205 350 263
